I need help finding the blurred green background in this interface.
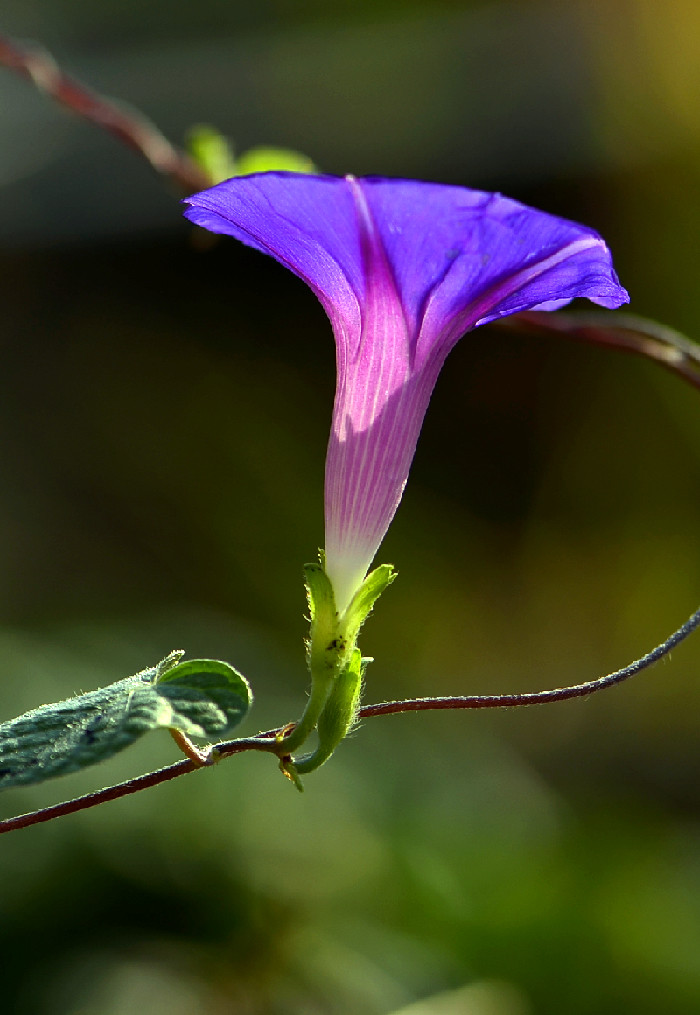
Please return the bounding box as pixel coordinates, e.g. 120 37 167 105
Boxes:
2 1 700 1012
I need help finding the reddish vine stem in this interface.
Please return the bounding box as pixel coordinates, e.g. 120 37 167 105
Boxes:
1 603 698 836
507 310 700 392
0 33 209 193
361 601 700 715
0 736 280 834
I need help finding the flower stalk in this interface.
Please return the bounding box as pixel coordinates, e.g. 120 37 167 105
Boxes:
279 561 395 772
183 170 629 779
183 172 629 614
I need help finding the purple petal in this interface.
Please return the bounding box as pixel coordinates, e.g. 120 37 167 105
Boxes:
351 179 627 357
183 173 364 341
184 173 628 609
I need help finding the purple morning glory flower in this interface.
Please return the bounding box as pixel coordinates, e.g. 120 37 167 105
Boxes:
184 173 628 612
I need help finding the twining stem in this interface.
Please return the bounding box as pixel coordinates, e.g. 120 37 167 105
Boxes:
2 602 699 835
361 601 700 714
0 734 281 834
506 311 700 392
0 33 209 193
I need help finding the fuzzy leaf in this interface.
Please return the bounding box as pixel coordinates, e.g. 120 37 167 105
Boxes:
0 654 252 790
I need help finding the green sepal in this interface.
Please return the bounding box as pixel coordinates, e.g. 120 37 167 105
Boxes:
303 562 344 677
340 564 396 648
304 561 335 626
0 654 252 791
284 560 394 764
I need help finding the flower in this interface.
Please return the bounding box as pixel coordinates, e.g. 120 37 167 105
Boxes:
183 173 629 612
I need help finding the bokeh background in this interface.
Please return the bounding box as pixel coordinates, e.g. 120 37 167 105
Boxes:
2 1 700 1012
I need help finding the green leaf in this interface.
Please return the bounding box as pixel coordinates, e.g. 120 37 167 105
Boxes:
0 654 252 791
155 658 252 739
235 146 316 176
186 124 237 185
186 126 316 186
